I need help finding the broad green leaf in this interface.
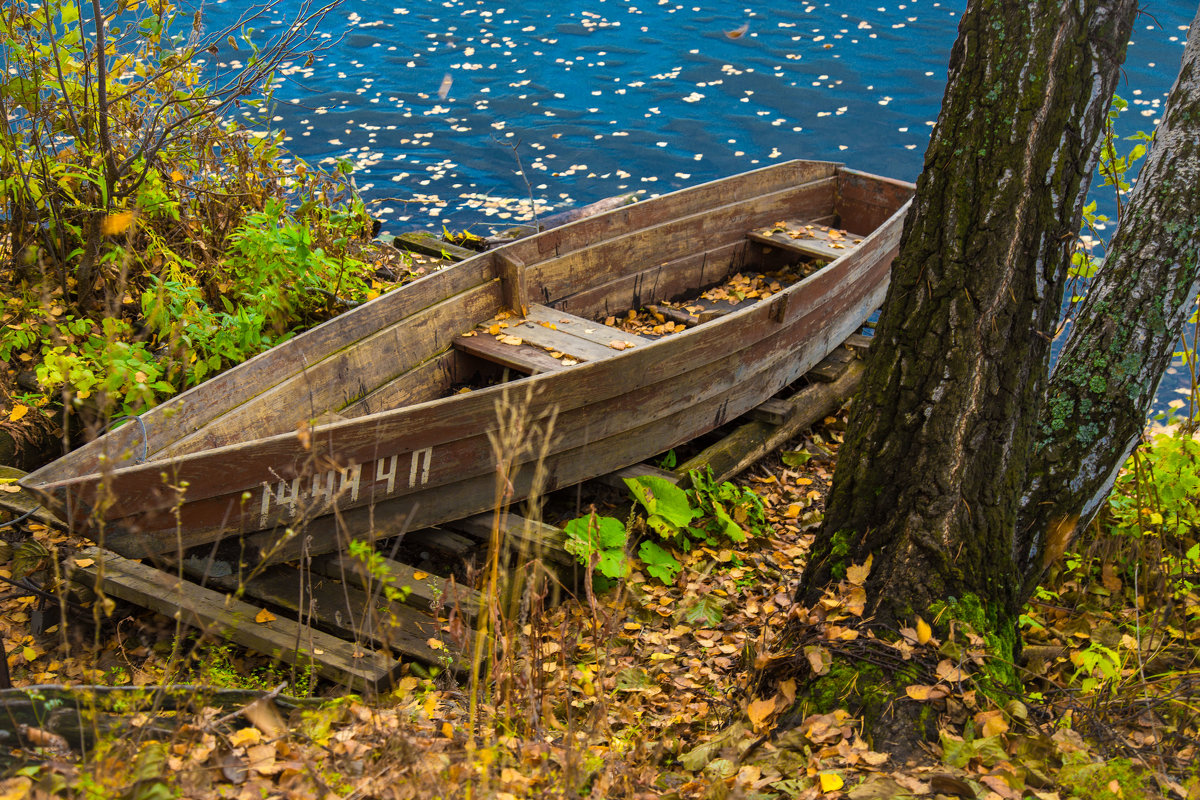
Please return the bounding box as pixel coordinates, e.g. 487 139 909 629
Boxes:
638 540 681 584
625 475 697 535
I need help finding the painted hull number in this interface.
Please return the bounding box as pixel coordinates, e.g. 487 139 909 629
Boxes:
257 448 433 527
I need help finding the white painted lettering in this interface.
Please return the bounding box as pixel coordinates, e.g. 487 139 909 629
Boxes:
376 455 399 494
409 447 433 487
340 463 362 502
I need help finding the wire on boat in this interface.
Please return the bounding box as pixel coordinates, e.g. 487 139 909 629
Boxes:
104 415 149 463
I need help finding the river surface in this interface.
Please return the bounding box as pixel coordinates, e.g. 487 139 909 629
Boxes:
194 0 1195 409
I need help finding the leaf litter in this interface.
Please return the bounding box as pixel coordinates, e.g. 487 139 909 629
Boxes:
0 407 1196 798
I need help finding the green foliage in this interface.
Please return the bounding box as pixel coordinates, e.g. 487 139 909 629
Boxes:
1058 753 1148 800
347 539 412 605
626 468 768 585
563 512 630 580
0 0 383 420
1068 96 1152 291
560 470 766 587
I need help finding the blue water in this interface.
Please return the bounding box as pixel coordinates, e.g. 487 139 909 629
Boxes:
194 0 1194 407
196 1 1192 230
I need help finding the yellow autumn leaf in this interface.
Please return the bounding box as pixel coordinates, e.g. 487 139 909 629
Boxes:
845 554 872 585
746 696 777 728
100 211 135 235
819 772 844 793
905 684 934 701
228 727 261 748
442 721 454 738
915 616 932 645
412 571 428 580
8 405 28 422
976 710 1010 738
255 608 276 624
73 558 95 568
170 170 184 182
0 776 32 800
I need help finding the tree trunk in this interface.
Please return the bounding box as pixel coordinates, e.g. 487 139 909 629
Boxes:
1016 7 1200 590
785 0 1137 752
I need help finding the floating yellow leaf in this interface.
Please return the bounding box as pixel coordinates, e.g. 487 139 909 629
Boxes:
170 170 184 182
916 616 932 645
100 211 134 235
818 772 844 793
8 405 28 422
255 608 276 624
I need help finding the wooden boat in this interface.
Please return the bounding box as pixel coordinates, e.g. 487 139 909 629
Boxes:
20 161 913 563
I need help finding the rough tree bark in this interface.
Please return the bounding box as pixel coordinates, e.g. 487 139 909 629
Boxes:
785 0 1138 751
1017 7 1200 590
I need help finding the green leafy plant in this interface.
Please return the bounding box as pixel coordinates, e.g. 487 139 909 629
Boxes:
563 512 630 581
0 0 384 422
626 469 767 585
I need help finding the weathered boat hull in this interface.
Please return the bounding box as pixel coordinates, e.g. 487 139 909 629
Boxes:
21 161 913 560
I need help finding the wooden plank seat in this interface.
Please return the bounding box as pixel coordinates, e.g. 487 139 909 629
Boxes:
453 304 649 375
746 219 864 261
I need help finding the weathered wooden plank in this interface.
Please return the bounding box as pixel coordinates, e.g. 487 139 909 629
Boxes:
447 513 575 570
73 547 399 693
500 161 838 267
496 250 529 316
337 348 458 419
312 552 481 621
195 563 459 670
677 358 866 483
837 168 917 234
158 280 504 457
452 332 567 375
527 178 839 305
746 220 861 261
491 317 644 362
391 232 477 262
551 240 747 319
523 305 652 348
843 332 874 352
806 344 858 382
750 398 792 426
0 467 61 528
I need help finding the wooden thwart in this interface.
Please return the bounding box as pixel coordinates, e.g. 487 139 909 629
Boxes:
453 304 648 375
747 219 862 261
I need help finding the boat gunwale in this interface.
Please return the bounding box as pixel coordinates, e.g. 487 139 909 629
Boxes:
26 190 912 506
